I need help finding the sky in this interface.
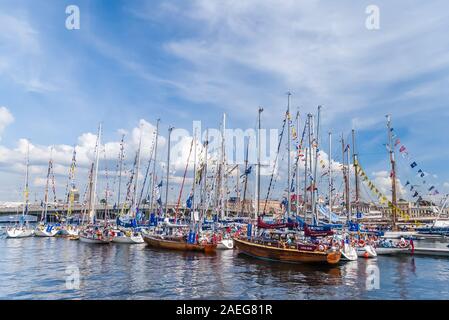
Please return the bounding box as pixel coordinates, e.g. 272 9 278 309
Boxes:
1 0 449 205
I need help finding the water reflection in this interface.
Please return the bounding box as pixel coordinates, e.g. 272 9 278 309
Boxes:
1 237 449 299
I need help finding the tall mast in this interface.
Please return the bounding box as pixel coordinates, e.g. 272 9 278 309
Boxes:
295 110 300 218
165 126 174 218
202 129 209 220
257 107 263 217
42 153 51 222
287 92 292 218
117 134 125 213
221 113 226 220
132 125 143 217
90 123 102 224
22 142 30 217
149 119 160 214
328 132 333 212
352 129 360 219
192 128 198 215
386 115 398 230
312 106 321 223
342 135 350 222
302 116 308 217
346 141 352 221
241 137 250 217
307 114 313 221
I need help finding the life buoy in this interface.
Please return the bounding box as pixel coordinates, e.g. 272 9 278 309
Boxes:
358 240 366 247
318 244 325 251
399 242 407 248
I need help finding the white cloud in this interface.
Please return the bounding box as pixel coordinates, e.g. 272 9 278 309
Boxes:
0 106 14 141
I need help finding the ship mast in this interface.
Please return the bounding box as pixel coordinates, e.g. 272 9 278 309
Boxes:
22 142 30 218
165 126 174 219
90 123 102 224
221 113 226 220
295 110 300 218
386 115 398 230
132 124 143 217
287 92 292 218
257 107 263 218
117 134 125 214
342 134 350 222
149 119 160 215
312 106 321 223
352 129 360 220
328 132 333 212
192 128 198 216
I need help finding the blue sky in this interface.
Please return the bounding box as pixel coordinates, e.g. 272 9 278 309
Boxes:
1 0 449 203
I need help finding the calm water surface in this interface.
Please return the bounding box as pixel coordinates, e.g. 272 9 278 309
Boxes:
1 228 449 300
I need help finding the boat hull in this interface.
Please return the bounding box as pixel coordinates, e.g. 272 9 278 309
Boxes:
143 235 216 252
356 245 377 258
79 235 112 244
374 247 410 255
340 244 358 261
6 228 34 238
35 228 58 237
112 235 144 244
57 227 79 237
234 238 341 264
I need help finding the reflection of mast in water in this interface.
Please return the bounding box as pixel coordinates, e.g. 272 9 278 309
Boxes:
234 255 343 298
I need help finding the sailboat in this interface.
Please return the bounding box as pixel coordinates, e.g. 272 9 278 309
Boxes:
112 127 148 244
234 99 341 265
79 124 113 244
58 147 80 237
6 143 35 239
35 152 58 237
143 126 217 252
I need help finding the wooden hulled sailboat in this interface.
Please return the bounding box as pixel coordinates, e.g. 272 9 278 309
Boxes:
234 99 341 265
142 126 217 252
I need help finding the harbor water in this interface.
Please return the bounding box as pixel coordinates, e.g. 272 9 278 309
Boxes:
1 229 449 300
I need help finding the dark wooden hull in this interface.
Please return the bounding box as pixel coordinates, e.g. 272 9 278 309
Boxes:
143 235 216 253
234 238 341 264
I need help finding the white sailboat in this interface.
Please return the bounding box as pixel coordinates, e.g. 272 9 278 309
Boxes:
112 124 148 245
79 123 113 244
35 152 58 237
7 143 35 239
58 147 80 237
